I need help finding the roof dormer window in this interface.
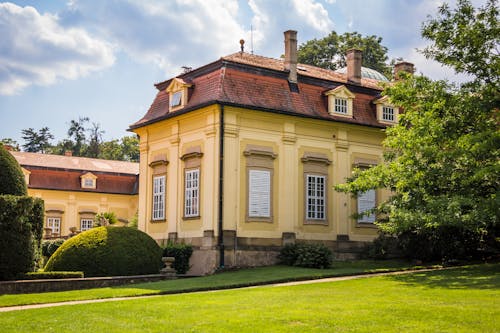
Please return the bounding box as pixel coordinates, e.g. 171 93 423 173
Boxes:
166 78 192 112
325 85 355 118
374 96 399 124
81 172 97 189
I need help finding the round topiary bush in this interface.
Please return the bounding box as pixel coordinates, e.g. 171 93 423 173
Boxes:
0 144 27 196
44 226 163 277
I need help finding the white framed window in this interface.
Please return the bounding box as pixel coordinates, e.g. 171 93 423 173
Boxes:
357 189 376 223
170 91 182 108
80 218 94 231
184 169 200 217
84 178 94 188
152 175 165 220
334 98 348 114
306 175 326 220
46 217 61 235
382 106 395 122
248 169 271 218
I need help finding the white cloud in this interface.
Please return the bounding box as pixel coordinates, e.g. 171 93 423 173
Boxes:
0 2 115 95
291 0 333 33
60 0 248 77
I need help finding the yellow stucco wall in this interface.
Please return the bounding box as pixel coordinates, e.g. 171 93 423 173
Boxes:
28 188 138 237
134 103 389 244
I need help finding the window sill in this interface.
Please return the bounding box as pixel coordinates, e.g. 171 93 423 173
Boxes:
356 222 378 229
183 216 201 221
150 219 166 223
304 219 328 225
246 216 273 223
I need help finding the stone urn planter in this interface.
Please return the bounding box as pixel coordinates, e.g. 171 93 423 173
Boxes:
160 256 177 278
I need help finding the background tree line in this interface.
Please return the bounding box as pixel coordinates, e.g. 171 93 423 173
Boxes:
1 117 139 162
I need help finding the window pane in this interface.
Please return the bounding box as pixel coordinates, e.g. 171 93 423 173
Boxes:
248 169 271 217
170 91 182 107
305 175 326 220
184 169 200 217
358 189 376 223
153 175 165 220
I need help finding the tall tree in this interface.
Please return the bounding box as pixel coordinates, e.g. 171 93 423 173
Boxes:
297 31 390 76
86 122 105 158
335 0 499 258
67 117 89 156
21 127 54 153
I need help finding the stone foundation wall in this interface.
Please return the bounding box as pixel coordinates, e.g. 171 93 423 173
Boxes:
166 230 372 275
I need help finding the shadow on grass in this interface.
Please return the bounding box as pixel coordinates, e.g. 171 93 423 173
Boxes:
387 263 500 290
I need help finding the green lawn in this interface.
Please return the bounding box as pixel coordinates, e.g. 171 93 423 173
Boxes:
0 260 422 307
0 263 498 332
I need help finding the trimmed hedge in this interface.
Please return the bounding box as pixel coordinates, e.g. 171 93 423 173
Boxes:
163 243 193 274
0 195 44 280
279 243 333 269
21 271 84 280
45 227 163 277
42 238 66 258
0 143 27 196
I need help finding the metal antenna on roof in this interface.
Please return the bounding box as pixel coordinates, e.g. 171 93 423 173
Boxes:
250 24 254 54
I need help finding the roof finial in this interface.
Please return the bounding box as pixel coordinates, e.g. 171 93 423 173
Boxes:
239 39 245 53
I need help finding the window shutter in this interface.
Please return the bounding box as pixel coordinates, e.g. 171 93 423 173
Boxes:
357 189 376 223
248 170 270 217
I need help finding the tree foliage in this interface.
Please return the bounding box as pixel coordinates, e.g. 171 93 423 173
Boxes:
0 143 27 196
297 31 390 77
335 0 499 258
21 127 54 153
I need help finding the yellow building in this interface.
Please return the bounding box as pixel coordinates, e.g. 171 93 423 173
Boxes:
130 30 412 274
11 151 139 238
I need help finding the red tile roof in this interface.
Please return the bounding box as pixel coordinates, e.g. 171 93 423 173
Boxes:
11 152 139 195
131 52 387 129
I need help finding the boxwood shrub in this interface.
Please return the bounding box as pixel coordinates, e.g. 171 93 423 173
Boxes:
162 242 193 274
0 195 44 280
45 226 163 277
279 243 333 269
22 271 84 280
0 143 27 196
42 238 66 258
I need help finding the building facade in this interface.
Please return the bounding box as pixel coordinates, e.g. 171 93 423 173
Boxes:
11 151 139 238
131 31 411 274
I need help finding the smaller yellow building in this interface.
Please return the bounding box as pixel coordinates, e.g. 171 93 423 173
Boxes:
11 151 139 238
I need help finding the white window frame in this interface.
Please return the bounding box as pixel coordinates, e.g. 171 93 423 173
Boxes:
305 174 326 220
80 218 94 231
83 178 94 188
152 175 166 221
170 91 182 108
334 97 348 114
46 217 61 235
382 106 395 122
184 169 200 218
357 189 376 223
248 169 271 218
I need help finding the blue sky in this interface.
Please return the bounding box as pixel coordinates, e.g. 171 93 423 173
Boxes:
0 0 472 146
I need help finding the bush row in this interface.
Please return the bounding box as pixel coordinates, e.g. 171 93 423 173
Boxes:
21 271 84 280
279 243 333 269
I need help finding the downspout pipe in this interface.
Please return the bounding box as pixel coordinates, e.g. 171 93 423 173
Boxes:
218 104 225 268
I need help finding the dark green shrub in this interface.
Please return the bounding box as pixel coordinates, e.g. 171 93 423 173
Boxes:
0 195 44 280
278 243 299 266
45 226 163 277
0 144 27 196
42 238 66 258
367 233 399 259
163 242 193 274
279 243 333 269
21 271 84 280
397 225 484 262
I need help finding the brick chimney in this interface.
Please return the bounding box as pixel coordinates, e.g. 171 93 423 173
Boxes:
65 150 73 157
284 30 298 83
346 49 362 84
394 61 415 80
